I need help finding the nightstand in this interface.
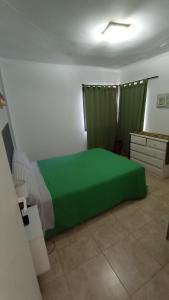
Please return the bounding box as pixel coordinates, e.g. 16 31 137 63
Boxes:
25 205 50 276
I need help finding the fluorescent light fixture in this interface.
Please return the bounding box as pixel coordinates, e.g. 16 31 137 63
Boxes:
102 21 130 35
92 21 142 44
101 21 131 43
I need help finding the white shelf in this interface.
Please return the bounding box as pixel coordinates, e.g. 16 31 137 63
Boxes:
25 205 50 276
25 206 44 240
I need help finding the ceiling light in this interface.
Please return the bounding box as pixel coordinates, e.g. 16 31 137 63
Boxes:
102 21 130 35
92 21 142 44
101 21 131 43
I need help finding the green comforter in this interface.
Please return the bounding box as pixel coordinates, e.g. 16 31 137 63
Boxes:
38 148 147 239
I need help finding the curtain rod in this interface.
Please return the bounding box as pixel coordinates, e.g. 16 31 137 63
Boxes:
145 76 159 80
82 76 159 88
82 84 118 87
120 75 159 86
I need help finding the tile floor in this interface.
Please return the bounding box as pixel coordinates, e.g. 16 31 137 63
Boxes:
39 172 169 300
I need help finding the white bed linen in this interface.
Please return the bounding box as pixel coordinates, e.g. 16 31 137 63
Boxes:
31 161 54 232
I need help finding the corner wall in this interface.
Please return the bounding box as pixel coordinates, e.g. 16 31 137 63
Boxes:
120 52 169 135
1 59 120 160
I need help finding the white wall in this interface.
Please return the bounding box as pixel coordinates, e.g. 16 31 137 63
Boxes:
0 67 16 150
1 59 120 160
120 52 169 135
0 105 8 129
0 134 42 300
3 52 169 159
0 70 8 129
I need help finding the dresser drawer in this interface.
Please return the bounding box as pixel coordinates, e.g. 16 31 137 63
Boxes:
131 135 146 145
130 150 164 168
131 158 164 178
147 139 167 151
130 143 166 160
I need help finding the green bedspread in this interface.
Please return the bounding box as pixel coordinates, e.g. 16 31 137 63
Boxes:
38 148 147 239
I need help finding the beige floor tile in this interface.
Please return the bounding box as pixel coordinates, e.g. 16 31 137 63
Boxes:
46 239 56 254
145 173 160 184
164 263 169 274
136 194 164 215
146 174 162 193
42 172 168 299
111 201 138 220
47 223 92 252
152 188 169 198
40 275 72 300
139 232 169 266
117 209 152 233
131 268 169 300
91 221 131 250
58 236 101 273
154 210 169 224
86 210 117 231
50 232 70 251
158 195 169 203
65 223 91 244
67 254 129 300
39 251 63 284
104 236 161 295
132 217 167 240
49 248 62 266
151 179 169 197
147 181 169 197
148 198 169 220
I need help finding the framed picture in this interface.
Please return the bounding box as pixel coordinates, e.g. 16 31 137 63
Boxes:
157 94 167 108
165 94 169 107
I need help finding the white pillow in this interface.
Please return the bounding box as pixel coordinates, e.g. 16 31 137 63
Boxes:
13 151 40 206
13 150 31 169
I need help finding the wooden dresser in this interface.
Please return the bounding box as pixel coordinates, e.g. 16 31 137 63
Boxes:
130 132 169 178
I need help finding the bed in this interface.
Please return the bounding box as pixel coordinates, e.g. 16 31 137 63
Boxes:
38 148 147 239
2 123 147 240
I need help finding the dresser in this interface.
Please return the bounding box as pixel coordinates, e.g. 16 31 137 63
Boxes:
130 132 169 178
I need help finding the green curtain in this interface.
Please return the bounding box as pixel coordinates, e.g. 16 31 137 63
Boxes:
117 79 148 155
83 85 117 151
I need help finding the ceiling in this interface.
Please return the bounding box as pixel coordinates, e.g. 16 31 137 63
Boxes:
1 0 169 68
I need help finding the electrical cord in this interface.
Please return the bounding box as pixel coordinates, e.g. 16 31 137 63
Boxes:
47 239 56 255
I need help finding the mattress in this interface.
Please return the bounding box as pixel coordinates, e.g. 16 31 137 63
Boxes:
38 148 147 239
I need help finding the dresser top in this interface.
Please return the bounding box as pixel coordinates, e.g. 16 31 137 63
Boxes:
130 131 169 143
